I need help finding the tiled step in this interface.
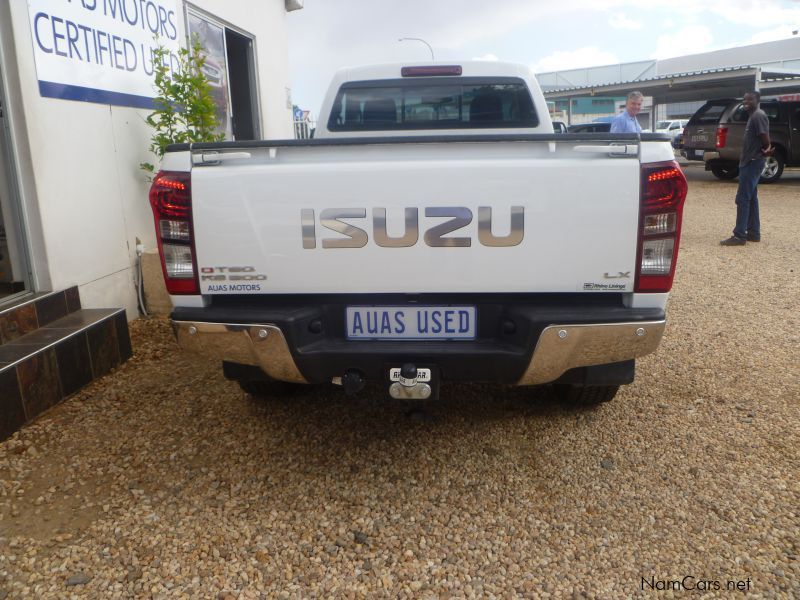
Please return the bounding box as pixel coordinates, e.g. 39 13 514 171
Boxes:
0 287 82 344
0 287 132 441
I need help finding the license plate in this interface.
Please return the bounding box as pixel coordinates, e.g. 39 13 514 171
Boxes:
346 306 476 340
692 149 704 159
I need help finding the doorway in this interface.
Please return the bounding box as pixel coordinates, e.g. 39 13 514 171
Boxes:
186 6 260 141
0 68 31 304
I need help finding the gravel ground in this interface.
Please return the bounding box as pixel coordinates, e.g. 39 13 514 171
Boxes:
0 164 798 598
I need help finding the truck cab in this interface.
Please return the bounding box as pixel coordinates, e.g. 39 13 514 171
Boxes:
315 61 553 138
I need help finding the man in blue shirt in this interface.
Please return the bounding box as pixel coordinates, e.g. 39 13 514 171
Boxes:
610 91 643 133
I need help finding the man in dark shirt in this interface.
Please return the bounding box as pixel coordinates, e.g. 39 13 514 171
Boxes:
720 91 772 246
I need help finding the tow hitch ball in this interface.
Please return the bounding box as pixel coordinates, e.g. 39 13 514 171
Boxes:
389 364 432 400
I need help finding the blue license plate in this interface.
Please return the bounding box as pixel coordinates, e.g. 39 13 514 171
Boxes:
346 306 476 340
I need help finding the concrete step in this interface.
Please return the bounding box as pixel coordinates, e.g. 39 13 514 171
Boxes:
0 288 132 441
0 287 82 345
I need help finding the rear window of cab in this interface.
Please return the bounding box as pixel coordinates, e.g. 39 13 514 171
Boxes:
327 77 538 131
688 101 731 125
729 102 784 123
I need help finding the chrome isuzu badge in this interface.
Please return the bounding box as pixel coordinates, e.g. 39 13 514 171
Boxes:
301 206 524 249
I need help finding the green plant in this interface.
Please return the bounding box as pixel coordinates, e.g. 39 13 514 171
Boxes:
140 37 225 175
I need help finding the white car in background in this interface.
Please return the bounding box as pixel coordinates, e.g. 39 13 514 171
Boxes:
655 119 689 143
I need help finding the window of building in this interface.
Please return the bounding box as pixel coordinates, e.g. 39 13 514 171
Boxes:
186 7 260 140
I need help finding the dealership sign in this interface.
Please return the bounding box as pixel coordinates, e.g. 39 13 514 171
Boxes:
28 0 180 109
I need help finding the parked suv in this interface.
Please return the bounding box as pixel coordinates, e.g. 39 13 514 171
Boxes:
682 99 736 176
705 99 800 183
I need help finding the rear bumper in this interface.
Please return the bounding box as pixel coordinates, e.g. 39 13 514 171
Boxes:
171 296 666 386
175 322 308 383
516 321 663 384
703 152 739 168
681 148 711 161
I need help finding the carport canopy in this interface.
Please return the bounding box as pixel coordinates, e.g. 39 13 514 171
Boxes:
543 65 800 125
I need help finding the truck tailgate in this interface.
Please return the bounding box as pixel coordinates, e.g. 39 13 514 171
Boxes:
190 140 641 295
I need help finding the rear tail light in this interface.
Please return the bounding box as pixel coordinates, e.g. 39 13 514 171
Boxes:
159 220 191 242
162 244 195 278
640 238 675 275
642 213 677 236
149 171 199 295
636 161 687 293
716 125 728 148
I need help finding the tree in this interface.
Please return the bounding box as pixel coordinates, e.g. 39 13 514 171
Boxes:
140 37 224 176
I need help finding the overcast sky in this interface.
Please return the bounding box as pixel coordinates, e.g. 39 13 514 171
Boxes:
286 0 800 117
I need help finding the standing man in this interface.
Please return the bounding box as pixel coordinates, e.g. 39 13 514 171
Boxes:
720 91 772 246
610 91 643 133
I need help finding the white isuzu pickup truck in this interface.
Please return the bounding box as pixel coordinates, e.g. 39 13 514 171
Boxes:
149 61 687 406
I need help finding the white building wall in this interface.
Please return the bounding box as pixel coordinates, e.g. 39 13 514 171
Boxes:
3 0 294 318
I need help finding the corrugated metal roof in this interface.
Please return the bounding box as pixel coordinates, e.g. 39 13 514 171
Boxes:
544 65 794 94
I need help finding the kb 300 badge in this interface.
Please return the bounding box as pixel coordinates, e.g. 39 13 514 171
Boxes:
200 266 267 281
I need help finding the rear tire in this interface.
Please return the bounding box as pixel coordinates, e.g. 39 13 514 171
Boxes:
759 152 784 183
553 384 619 407
711 165 739 180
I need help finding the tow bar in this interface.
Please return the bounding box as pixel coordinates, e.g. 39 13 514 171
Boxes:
388 364 436 400
332 364 439 400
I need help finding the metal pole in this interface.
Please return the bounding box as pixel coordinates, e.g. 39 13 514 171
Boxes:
398 37 434 61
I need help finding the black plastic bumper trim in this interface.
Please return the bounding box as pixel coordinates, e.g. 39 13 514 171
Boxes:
172 295 664 384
